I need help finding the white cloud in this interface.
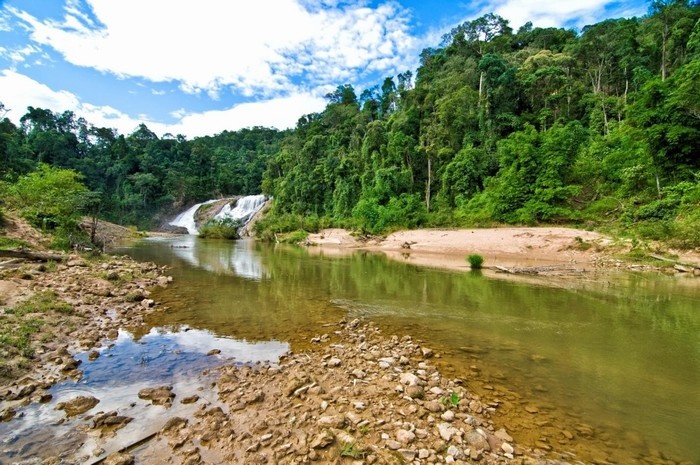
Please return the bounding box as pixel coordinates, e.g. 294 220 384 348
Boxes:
475 0 646 30
10 0 418 99
0 69 325 138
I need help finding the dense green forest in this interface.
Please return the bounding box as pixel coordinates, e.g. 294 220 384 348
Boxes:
1 1 699 249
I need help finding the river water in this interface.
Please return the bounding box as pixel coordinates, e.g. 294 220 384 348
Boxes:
3 235 697 464
115 235 700 465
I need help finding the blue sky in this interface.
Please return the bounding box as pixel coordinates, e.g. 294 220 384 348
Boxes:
0 0 647 138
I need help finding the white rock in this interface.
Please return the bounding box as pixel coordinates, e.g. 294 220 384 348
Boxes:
327 357 341 367
396 429 416 444
447 445 463 459
400 373 420 386
501 442 514 454
419 449 430 459
441 410 455 422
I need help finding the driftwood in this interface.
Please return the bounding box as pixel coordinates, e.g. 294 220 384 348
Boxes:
649 254 700 270
494 265 585 275
0 249 67 262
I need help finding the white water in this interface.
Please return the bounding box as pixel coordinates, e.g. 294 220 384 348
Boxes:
214 194 266 225
168 199 217 234
169 195 266 235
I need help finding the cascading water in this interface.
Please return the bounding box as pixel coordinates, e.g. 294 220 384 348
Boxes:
214 194 266 225
169 195 266 235
168 200 217 234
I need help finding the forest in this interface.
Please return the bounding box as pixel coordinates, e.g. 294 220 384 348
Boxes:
1 0 699 249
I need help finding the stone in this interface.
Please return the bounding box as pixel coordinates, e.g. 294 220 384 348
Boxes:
318 415 346 428
465 430 491 451
181 395 200 404
207 349 221 356
494 428 513 442
398 449 417 461
396 429 415 444
447 445 463 459
385 439 401 450
405 385 424 399
351 369 366 379
501 442 514 454
399 372 420 386
424 400 443 412
138 385 175 406
421 347 434 358
57 395 99 416
327 357 342 367
441 410 455 422
102 452 134 465
418 449 430 459
437 423 459 442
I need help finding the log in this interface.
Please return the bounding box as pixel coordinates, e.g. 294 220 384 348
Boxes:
649 254 700 270
0 250 67 262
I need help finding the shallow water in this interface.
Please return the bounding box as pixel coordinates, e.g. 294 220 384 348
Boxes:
125 236 699 464
0 326 288 463
2 235 698 464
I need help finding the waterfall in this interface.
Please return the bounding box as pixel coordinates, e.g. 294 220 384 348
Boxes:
169 195 266 235
214 194 267 225
168 200 217 234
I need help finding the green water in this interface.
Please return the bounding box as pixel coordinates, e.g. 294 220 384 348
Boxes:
122 236 700 464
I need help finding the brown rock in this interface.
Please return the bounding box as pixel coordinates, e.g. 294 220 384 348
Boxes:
138 385 175 406
56 395 99 416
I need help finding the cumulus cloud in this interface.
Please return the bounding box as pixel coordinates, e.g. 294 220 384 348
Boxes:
10 0 418 99
0 69 325 138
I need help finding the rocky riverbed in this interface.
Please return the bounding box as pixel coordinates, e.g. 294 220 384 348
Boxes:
0 249 582 465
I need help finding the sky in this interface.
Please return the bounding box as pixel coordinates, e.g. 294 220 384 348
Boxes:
0 0 648 139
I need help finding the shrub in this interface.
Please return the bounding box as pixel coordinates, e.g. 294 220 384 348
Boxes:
198 218 242 239
467 254 484 269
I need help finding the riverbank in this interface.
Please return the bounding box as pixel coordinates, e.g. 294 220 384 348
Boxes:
2 218 697 464
305 227 700 278
0 225 551 464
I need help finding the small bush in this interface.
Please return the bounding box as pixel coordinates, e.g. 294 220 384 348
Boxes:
198 218 242 239
467 254 484 269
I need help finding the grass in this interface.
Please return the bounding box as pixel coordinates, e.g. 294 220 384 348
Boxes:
1 291 73 362
198 218 242 239
441 391 460 407
0 236 30 249
467 254 484 269
339 442 367 459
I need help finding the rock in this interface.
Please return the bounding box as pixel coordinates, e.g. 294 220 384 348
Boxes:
141 298 155 308
1 407 16 422
437 423 460 442
161 416 188 434
56 395 100 416
348 318 360 328
102 452 134 465
310 430 335 449
138 385 175 406
419 449 430 459
465 430 491 451
525 405 539 414
501 442 514 454
92 411 132 430
441 410 455 422
396 429 416 444
88 350 100 361
318 415 346 428
181 395 200 404
424 400 443 412
405 385 424 399
494 428 513 442
398 449 417 461
447 445 463 459
351 368 366 379
421 347 434 358
207 349 221 356
399 372 420 386
327 357 342 367
385 439 401 450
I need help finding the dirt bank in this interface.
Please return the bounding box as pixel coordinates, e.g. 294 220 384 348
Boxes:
306 227 700 278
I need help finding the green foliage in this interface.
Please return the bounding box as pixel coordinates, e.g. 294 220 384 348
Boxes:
441 391 460 407
10 291 74 316
198 218 242 240
339 442 367 460
467 254 484 269
2 6 699 248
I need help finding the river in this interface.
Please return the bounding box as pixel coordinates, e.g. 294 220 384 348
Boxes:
117 235 700 464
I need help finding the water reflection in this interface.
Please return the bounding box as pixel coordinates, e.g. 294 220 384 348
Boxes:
118 237 700 464
153 235 268 280
0 326 288 462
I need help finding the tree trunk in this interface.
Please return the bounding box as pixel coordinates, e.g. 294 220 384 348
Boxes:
425 157 432 213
